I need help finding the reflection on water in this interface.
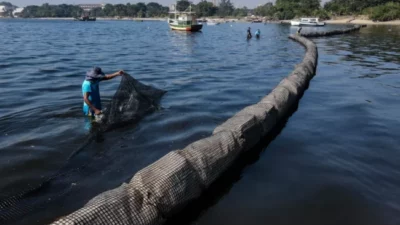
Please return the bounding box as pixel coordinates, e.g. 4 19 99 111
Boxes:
0 20 302 225
190 25 400 225
1 21 400 225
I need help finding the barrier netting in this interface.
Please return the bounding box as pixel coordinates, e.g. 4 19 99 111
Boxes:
51 35 318 225
3 27 364 225
99 74 167 131
0 74 166 225
301 25 363 38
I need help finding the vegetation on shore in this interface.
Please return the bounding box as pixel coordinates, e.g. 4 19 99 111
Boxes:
20 3 168 18
253 0 328 20
16 0 245 19
362 2 400 21
3 0 400 21
254 0 400 21
326 0 400 21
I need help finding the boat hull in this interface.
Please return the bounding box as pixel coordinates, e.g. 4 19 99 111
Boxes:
207 22 219 25
291 21 325 26
169 24 203 32
74 17 96 21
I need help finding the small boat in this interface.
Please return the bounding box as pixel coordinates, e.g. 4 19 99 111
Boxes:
74 15 96 21
197 18 207 23
252 19 263 23
207 20 220 25
290 18 325 26
168 4 202 32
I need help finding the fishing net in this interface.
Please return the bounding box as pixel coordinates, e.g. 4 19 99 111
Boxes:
48 36 318 225
1 37 318 225
0 74 166 225
98 74 166 131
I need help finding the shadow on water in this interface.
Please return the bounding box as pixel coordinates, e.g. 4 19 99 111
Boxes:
320 26 400 80
0 21 313 225
0 115 151 225
166 93 382 225
165 84 309 225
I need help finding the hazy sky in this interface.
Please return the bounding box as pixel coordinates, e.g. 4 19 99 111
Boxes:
10 0 330 9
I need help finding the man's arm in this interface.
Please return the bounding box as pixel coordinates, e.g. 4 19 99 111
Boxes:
83 92 101 115
102 70 125 81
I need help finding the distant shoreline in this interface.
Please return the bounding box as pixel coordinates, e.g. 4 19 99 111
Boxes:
325 19 400 25
3 16 400 25
0 17 167 21
283 17 400 26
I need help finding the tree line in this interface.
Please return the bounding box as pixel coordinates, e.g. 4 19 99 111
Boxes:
12 0 400 21
18 0 246 18
325 0 400 21
253 0 400 21
20 3 169 18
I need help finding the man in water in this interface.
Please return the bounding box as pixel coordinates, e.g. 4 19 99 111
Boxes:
247 27 252 39
297 27 302 35
255 29 261 38
82 67 125 117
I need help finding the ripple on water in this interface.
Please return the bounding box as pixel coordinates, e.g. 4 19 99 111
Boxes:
0 20 303 224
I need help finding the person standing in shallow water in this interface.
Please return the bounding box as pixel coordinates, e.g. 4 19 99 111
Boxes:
297 27 302 35
255 29 261 38
247 27 252 39
82 67 125 117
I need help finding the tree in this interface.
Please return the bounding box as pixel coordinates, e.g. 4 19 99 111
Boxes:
114 4 128 17
136 2 147 17
126 3 138 17
218 0 234 17
20 4 83 18
146 2 166 17
103 4 115 17
233 7 248 17
323 0 396 15
195 0 217 17
91 7 105 17
254 3 275 17
273 0 322 19
176 0 191 11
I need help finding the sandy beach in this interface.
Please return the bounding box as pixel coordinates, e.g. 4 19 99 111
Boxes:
282 17 400 25
325 17 400 25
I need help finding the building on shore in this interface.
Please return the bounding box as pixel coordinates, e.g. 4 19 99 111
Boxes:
12 8 24 17
0 5 10 16
78 4 105 12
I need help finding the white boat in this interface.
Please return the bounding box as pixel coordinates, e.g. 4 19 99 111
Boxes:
207 20 220 25
290 18 325 26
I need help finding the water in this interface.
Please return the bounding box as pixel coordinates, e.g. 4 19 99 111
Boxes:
189 26 400 225
0 19 399 225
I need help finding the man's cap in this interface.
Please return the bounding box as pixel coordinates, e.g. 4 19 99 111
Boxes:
86 67 105 80
93 67 105 76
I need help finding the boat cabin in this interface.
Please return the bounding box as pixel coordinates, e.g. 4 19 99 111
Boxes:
169 12 197 25
300 18 320 23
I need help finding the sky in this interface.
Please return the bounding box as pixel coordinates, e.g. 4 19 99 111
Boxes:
9 0 330 9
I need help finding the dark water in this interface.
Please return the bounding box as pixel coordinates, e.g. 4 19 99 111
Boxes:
0 19 399 225
190 26 400 225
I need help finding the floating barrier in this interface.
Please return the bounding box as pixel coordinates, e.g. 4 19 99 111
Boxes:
51 35 318 225
301 25 363 38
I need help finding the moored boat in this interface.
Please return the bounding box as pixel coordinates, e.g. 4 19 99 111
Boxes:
207 20 220 25
168 4 203 32
252 19 263 23
290 18 325 26
74 15 96 21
